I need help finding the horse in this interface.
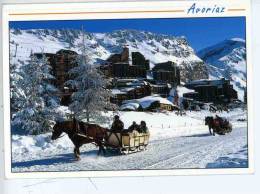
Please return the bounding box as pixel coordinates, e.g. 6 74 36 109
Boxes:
205 116 232 136
51 118 108 160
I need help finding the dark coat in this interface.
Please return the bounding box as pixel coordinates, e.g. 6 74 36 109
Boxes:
111 119 124 132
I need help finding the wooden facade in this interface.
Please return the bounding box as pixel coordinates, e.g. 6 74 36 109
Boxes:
110 79 152 105
184 78 238 103
152 61 180 86
101 47 150 78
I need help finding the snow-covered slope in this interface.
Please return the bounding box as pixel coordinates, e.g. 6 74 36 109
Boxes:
10 28 208 82
197 38 246 100
11 109 247 171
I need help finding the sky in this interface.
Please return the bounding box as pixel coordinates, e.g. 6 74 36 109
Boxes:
9 17 246 51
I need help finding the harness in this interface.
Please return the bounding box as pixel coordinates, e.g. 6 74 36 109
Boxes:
72 119 106 147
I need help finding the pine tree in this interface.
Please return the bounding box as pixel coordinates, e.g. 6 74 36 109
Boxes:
15 52 60 134
66 28 116 123
10 56 25 117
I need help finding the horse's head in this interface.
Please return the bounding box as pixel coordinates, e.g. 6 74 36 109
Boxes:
51 122 63 140
205 116 213 125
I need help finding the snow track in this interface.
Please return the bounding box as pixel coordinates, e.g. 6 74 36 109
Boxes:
12 126 247 172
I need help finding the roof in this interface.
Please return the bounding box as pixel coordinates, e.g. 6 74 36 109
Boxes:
186 78 227 87
111 89 127 95
120 102 140 111
123 95 174 109
56 49 78 55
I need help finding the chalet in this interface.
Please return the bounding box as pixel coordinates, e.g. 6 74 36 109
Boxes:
184 78 238 103
122 95 179 112
110 89 128 105
150 83 171 97
110 79 152 105
152 61 180 86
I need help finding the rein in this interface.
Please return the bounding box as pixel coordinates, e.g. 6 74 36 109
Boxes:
56 134 66 139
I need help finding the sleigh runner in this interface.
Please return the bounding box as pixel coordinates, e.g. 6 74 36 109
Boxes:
105 130 150 154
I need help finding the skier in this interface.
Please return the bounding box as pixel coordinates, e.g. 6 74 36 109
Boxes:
111 115 124 132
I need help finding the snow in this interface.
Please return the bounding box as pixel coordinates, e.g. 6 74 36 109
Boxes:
206 145 248 168
119 103 140 111
10 28 203 70
111 89 127 95
11 108 248 172
123 95 173 109
231 38 246 43
169 86 195 98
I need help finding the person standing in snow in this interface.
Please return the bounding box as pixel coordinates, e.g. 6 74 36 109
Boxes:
111 115 124 132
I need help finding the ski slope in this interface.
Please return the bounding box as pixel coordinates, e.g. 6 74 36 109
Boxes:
11 109 248 172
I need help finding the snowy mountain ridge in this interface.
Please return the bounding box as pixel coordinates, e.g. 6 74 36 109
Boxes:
10 28 208 82
10 28 246 99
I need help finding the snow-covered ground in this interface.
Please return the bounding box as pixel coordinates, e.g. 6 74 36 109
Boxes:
11 108 248 172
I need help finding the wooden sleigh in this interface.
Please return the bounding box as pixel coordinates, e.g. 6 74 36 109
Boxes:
104 130 150 154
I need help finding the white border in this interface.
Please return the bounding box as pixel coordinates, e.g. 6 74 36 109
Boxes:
2 0 253 179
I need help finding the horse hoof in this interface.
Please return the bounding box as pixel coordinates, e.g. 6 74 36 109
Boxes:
76 157 81 161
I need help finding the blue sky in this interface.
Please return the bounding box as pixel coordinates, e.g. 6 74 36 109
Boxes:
10 17 245 51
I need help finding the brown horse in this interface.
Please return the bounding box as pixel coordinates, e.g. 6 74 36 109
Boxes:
51 118 107 160
205 116 232 136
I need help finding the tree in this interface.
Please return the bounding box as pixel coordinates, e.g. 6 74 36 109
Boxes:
66 28 116 123
15 52 60 134
10 56 25 117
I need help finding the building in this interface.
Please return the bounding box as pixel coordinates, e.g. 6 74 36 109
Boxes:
184 78 238 103
110 79 152 105
101 47 150 78
107 47 129 64
33 49 78 105
150 83 171 97
122 95 179 112
152 61 180 86
132 51 150 70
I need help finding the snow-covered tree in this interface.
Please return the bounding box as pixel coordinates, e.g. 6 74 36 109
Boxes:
66 29 116 123
15 52 60 134
10 56 25 116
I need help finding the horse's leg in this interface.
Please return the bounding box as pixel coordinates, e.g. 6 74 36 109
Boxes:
208 126 212 135
212 127 216 136
97 142 106 156
74 146 80 160
97 146 101 156
77 147 80 157
101 145 106 156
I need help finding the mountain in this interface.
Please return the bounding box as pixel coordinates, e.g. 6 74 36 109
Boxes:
197 38 246 100
10 28 208 82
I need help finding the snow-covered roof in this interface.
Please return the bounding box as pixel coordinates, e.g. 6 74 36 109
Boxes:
187 78 227 87
123 95 174 109
120 102 140 111
111 89 127 95
121 87 136 92
138 95 174 109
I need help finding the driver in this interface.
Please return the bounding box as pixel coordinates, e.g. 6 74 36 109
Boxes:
111 115 124 132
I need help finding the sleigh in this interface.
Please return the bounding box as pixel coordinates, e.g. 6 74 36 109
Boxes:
104 130 150 154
